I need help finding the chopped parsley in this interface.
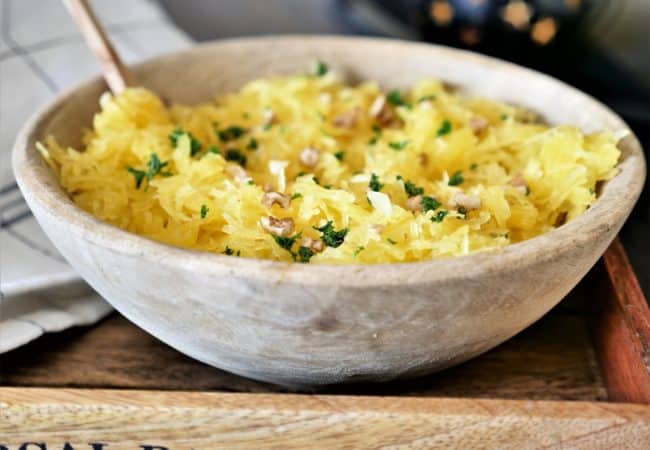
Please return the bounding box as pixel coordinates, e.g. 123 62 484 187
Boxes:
402 179 424 197
291 193 303 200
500 113 509 121
273 232 302 252
207 144 220 155
218 125 246 141
225 148 247 166
470 162 478 171
431 210 449 223
457 206 468 218
314 60 328 77
371 124 382 134
297 246 314 263
448 170 464 186
314 221 348 248
246 138 258 151
369 173 384 192
223 246 240 256
169 128 202 156
388 140 409 150
334 150 345 161
436 119 452 137
387 89 409 108
127 153 172 190
387 238 397 245
418 95 436 102
421 195 441 213
354 246 365 256
368 136 378 145
247 180 255 185
200 204 209 218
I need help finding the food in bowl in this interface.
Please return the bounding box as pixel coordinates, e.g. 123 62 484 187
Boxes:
38 62 622 264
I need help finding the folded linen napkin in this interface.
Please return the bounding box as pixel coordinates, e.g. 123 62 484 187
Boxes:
0 0 190 352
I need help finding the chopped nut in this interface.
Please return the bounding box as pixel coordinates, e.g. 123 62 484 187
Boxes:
449 192 481 210
262 191 290 209
300 236 325 253
333 107 360 128
262 108 276 128
370 224 385 234
405 194 423 212
311 239 324 253
225 164 252 184
263 182 274 193
418 153 429 166
299 147 320 168
260 216 294 237
468 116 489 135
369 95 396 127
510 173 529 195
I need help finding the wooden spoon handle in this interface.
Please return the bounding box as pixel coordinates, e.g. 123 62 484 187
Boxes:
62 0 134 94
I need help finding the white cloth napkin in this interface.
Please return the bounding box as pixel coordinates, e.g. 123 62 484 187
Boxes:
0 0 190 352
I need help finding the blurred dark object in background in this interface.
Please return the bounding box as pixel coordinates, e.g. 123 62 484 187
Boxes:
159 0 649 289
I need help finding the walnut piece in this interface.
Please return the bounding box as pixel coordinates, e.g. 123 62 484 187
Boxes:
468 116 489 135
299 147 320 168
449 192 481 210
333 107 360 128
405 194 423 212
260 216 294 237
262 191 290 209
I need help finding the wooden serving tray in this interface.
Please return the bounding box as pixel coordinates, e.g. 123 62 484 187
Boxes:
1 238 649 448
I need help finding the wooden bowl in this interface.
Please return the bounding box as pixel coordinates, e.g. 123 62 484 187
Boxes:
13 36 646 387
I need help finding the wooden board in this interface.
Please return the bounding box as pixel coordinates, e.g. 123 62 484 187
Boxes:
2 239 650 448
2 388 650 449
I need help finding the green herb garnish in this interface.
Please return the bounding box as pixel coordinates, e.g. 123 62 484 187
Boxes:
387 89 407 107
470 163 478 171
314 221 348 248
291 193 303 200
314 60 328 77
225 148 247 166
436 119 452 137
218 125 246 141
368 136 378 145
200 204 209 218
297 246 314 263
420 195 441 213
207 144 220 155
169 128 202 156
127 153 172 190
369 173 384 192
247 138 258 151
388 140 409 150
223 246 240 256
448 170 464 186
273 232 302 252
457 206 468 218
334 150 345 161
431 210 449 223
387 238 397 245
354 246 365 256
402 179 424 197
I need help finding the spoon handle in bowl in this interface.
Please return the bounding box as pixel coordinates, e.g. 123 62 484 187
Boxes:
62 0 134 94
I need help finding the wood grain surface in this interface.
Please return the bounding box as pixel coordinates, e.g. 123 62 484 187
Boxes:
1 387 650 449
0 279 605 400
592 239 650 403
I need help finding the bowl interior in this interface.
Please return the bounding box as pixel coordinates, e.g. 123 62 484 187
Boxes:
16 36 646 283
